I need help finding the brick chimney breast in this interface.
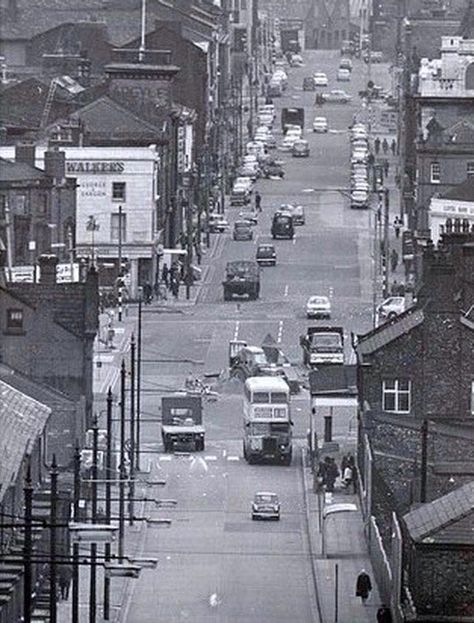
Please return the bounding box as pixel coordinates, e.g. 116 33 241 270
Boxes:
15 143 36 168
38 254 58 284
44 148 66 182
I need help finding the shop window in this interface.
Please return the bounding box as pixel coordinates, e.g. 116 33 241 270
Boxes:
430 162 440 184
6 308 24 332
112 182 126 201
382 379 411 413
110 212 126 242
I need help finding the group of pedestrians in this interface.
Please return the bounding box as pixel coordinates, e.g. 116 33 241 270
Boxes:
374 136 396 156
160 262 182 299
355 569 393 621
316 453 357 493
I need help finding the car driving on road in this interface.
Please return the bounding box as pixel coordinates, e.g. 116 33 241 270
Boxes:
313 116 328 133
252 492 280 520
313 72 328 86
306 295 331 319
323 89 352 103
256 244 277 266
233 220 253 241
292 139 310 157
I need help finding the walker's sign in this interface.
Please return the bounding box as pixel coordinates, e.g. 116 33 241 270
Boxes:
66 161 125 174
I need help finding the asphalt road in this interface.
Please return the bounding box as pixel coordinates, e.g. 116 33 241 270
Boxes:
122 50 392 623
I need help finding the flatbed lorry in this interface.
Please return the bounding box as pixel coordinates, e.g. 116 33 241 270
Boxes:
161 395 205 452
300 326 344 367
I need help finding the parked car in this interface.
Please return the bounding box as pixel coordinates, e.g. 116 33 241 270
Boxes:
350 189 369 209
292 139 310 157
280 134 299 151
256 244 277 266
290 53 303 67
306 295 331 319
322 89 352 103
339 57 353 71
313 116 328 133
207 214 229 233
251 492 280 520
303 76 316 91
377 296 406 320
233 220 253 241
239 208 258 225
313 72 328 86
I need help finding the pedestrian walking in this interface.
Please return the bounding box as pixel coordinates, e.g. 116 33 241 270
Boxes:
143 281 152 304
390 138 397 155
382 138 389 155
383 159 389 177
377 604 393 623
374 137 381 155
355 569 372 604
348 455 357 493
393 217 401 239
396 282 406 296
323 457 339 493
171 276 179 300
59 564 73 600
169 263 178 290
255 191 262 212
391 280 399 296
162 262 169 287
343 465 353 490
390 248 399 272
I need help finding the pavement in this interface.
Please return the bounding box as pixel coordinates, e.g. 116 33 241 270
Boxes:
58 49 395 622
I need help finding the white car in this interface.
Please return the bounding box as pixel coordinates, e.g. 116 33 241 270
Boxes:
352 180 370 192
252 492 280 520
246 141 266 159
352 151 368 164
313 72 328 86
234 176 253 191
290 53 304 67
351 189 369 209
377 296 406 321
284 124 303 136
313 116 328 133
258 113 273 127
259 104 275 118
306 295 331 319
280 134 299 151
337 68 351 82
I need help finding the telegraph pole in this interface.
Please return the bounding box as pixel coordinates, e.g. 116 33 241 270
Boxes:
420 419 428 503
129 335 136 525
118 360 126 561
89 417 99 623
118 205 123 321
103 388 113 619
49 455 58 623
72 445 81 623
136 299 142 471
23 461 33 623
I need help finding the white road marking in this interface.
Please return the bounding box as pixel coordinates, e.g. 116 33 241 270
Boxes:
227 456 240 462
292 236 296 245
233 321 240 340
277 320 283 344
284 284 289 297
204 455 217 461
329 286 334 298
222 449 227 458
158 456 172 462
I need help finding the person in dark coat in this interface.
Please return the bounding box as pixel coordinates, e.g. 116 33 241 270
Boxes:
324 457 339 493
356 569 372 604
383 159 389 177
374 137 381 154
382 138 389 154
143 281 152 304
59 564 73 600
390 248 399 272
377 604 393 623
393 217 401 239
171 277 179 300
390 138 397 155
161 263 169 287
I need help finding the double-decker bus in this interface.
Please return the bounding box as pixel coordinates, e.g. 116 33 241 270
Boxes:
243 376 292 465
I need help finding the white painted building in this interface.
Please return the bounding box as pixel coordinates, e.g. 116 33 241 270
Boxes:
0 145 161 297
429 178 474 243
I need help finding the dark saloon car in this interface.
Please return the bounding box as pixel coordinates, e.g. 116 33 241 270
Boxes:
233 220 253 241
256 244 277 266
302 76 315 91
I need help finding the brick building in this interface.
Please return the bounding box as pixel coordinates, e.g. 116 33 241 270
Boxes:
429 177 474 243
0 144 76 268
304 0 351 49
354 231 474 619
0 253 99 426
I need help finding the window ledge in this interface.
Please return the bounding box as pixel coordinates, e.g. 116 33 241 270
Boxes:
3 329 26 336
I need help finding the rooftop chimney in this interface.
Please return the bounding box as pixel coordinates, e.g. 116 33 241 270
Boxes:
44 148 66 182
38 254 59 285
15 143 36 168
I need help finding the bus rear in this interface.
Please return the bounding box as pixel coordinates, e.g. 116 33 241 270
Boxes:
243 377 292 465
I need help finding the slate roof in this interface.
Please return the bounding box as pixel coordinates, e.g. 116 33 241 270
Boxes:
0 158 47 182
440 177 474 202
356 309 425 356
403 481 474 545
0 379 51 503
0 364 74 410
53 96 165 144
309 365 358 395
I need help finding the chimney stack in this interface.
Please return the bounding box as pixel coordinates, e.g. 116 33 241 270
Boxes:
44 148 66 182
15 143 36 168
38 254 59 285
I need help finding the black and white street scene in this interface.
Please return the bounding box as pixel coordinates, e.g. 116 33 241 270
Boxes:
1 0 474 621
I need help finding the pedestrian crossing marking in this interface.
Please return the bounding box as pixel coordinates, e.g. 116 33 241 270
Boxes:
158 456 172 462
204 455 218 461
227 456 240 462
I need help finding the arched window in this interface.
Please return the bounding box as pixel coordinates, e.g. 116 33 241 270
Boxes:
465 63 474 90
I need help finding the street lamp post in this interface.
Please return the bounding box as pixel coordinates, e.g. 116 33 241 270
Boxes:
129 335 136 525
103 388 113 620
49 455 58 623
118 361 126 561
136 299 142 471
89 418 99 623
72 445 81 623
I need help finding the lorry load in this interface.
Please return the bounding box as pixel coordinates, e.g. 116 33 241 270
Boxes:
223 261 260 301
300 326 344 367
161 395 205 452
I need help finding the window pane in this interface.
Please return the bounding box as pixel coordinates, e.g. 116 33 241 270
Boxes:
253 392 270 403
383 379 396 390
383 392 396 411
398 379 410 391
398 392 410 412
112 182 126 201
7 308 23 329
